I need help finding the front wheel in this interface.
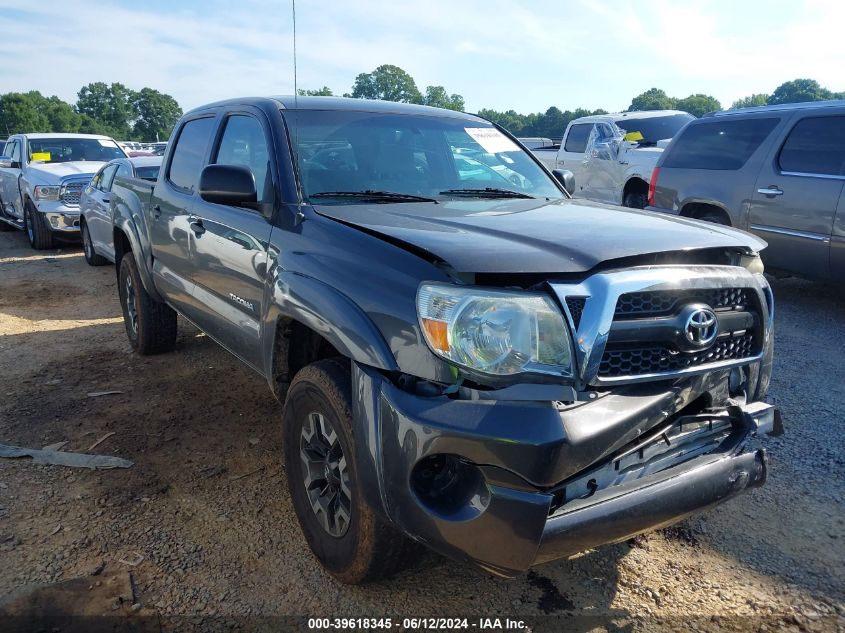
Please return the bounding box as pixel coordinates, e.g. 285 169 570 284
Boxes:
82 221 108 266
24 202 54 250
117 252 177 354
283 358 419 584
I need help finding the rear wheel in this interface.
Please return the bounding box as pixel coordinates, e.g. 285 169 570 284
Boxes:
24 202 54 250
283 358 419 584
82 221 108 266
623 191 648 209
117 252 177 354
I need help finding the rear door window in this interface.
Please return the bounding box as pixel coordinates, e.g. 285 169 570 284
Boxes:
662 117 779 170
564 123 594 153
778 116 845 176
167 117 216 192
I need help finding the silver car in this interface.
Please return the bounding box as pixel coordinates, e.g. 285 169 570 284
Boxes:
79 156 162 266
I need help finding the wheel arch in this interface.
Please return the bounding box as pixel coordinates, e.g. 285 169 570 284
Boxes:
264 271 399 400
679 200 733 226
112 219 164 302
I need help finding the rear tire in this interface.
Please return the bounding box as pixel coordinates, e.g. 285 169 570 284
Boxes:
24 202 54 250
117 252 177 354
283 358 419 584
82 221 108 266
623 192 648 209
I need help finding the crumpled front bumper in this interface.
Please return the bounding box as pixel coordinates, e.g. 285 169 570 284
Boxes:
36 201 81 234
352 363 780 577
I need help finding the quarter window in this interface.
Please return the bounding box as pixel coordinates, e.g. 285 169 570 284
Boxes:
8 140 21 163
778 116 845 176
564 124 594 154
662 117 779 170
167 117 216 192
213 115 273 204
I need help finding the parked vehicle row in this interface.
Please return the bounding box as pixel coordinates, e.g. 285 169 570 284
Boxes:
104 96 780 584
648 100 845 282
0 133 126 248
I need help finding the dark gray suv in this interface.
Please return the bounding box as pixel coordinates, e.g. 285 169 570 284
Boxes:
647 100 845 281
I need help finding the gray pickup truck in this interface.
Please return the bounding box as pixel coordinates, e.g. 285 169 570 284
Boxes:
110 96 781 584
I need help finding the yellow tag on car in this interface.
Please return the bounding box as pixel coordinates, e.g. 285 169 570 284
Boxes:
623 131 644 142
31 152 51 161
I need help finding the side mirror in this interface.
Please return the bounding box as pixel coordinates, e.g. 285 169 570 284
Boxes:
198 164 257 207
552 169 575 195
0 157 19 169
590 141 617 161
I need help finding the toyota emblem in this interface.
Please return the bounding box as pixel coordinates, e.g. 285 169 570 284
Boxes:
684 307 718 347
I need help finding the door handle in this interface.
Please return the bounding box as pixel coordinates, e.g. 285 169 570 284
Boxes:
152 204 162 218
189 219 206 236
757 187 784 197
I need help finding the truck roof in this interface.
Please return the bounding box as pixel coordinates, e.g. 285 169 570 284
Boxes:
15 132 117 140
570 110 691 125
184 95 483 122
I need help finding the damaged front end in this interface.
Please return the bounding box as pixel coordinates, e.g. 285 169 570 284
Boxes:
352 264 780 576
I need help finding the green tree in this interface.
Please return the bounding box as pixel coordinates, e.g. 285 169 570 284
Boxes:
349 64 422 103
422 85 465 111
0 92 50 135
76 82 136 139
675 93 721 117
769 78 833 105
131 88 182 142
628 88 676 112
297 86 333 96
731 93 769 109
41 95 83 132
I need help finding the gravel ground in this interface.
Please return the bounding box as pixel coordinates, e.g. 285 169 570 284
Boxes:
0 229 843 631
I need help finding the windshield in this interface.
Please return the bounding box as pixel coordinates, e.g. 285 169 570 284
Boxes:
283 110 563 203
613 114 694 143
27 138 126 164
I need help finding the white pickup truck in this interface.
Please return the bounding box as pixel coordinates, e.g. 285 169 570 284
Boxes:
0 133 126 249
531 110 693 208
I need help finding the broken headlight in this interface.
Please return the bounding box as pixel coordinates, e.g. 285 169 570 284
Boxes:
417 283 575 379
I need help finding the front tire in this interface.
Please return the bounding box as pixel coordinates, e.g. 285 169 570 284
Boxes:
24 202 54 250
283 358 418 584
117 252 177 354
82 221 108 266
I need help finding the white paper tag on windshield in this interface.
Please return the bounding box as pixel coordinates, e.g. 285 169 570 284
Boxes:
98 139 114 147
465 127 520 154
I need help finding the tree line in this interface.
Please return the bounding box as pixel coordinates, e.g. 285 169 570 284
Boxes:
2 68 841 145
0 83 182 142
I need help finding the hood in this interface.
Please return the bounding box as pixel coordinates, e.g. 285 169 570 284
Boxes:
27 161 105 183
315 198 766 273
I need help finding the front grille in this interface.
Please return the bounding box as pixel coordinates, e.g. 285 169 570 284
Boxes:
615 288 750 318
60 181 86 206
599 332 757 378
565 296 586 329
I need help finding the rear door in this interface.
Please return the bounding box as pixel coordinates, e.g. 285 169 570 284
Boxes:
149 114 218 315
556 122 595 197
187 108 275 370
748 114 845 279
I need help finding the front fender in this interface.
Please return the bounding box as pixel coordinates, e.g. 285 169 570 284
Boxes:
262 270 399 381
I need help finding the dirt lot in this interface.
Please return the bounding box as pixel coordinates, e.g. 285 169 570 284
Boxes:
0 228 843 631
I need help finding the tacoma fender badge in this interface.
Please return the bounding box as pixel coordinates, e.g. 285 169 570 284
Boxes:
229 293 255 311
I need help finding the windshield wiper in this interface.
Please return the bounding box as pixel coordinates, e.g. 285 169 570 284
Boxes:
309 190 436 203
439 188 534 199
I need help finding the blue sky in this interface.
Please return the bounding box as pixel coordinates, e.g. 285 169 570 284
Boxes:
0 0 842 114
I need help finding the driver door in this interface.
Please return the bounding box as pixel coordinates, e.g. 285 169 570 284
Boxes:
0 138 24 221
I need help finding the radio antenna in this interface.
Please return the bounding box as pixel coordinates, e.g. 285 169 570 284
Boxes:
292 0 299 106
